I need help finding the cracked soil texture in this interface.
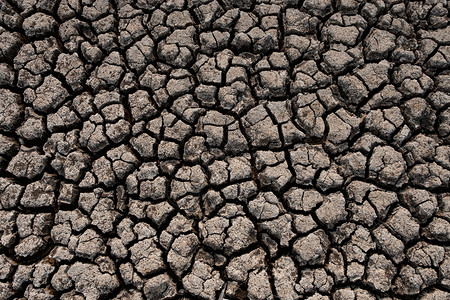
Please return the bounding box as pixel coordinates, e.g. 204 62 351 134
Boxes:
0 0 450 299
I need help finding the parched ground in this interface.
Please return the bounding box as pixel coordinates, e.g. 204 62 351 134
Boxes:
0 0 449 299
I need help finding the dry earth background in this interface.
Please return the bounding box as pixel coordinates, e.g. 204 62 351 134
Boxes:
0 0 449 299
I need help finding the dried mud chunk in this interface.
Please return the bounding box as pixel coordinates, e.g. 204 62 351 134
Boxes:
373 225 405 264
126 36 155 73
55 53 87 92
323 15 363 44
14 235 46 258
82 0 111 21
408 162 450 189
258 70 288 98
20 174 56 208
0 89 22 132
91 196 120 234
338 75 368 105
242 105 281 149
407 241 445 268
197 110 233 147
183 136 207 163
67 262 119 300
333 288 356 300
105 119 130 143
342 226 375 263
440 253 450 288
326 248 345 284
293 214 318 234
284 35 320 63
248 192 281 220
182 259 224 300
284 9 319 36
266 101 304 144
163 119 193 142
337 152 366 179
224 216 257 255
107 145 139 180
170 165 208 200
291 61 330 94
394 64 434 97
172 94 205 124
420 290 450 300
274 256 298 300
293 230 330 266
289 144 330 185
160 27 198 67
168 233 199 277
365 254 396 292
316 193 347 229
140 176 167 201
367 190 398 220
0 178 22 209
322 49 355 74
73 229 105 260
51 265 73 292
364 108 403 141
130 133 156 160
130 238 165 277
7 148 47 180
199 217 228 251
368 145 407 187
92 156 115 187
364 29 396 60
196 56 222 85
424 217 450 242
394 265 429 295
0 214 17 249
297 268 334 295
128 90 157 122
60 151 90 182
88 52 125 91
303 0 333 16
227 156 252 182
247 27 278 53
284 187 323 212
400 188 437 222
143 274 177 300
386 206 420 243
402 98 436 132
260 214 296 247
226 248 266 282
0 134 18 157
325 108 360 153
24 284 56 299
73 93 94 120
23 13 57 37
79 119 109 153
47 105 80 132
207 160 228 186
0 30 23 60
435 145 450 169
248 269 273 300
294 93 325 139
315 165 344 192
356 60 390 91
200 31 230 54
364 84 402 109
25 75 68 113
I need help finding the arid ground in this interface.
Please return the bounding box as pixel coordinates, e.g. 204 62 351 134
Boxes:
0 0 449 299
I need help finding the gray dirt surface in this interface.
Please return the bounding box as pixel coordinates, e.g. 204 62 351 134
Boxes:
0 0 449 299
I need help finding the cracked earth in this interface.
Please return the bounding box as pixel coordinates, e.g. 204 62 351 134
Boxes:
0 0 449 299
